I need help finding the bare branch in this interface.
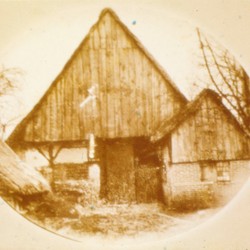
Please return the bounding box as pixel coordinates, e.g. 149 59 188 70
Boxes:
196 28 250 135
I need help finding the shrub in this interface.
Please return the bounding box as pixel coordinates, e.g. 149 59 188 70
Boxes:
54 180 100 207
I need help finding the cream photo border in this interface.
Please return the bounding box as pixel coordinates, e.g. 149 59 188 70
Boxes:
0 0 250 249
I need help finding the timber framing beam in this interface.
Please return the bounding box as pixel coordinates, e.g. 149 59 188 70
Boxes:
17 140 89 149
36 144 63 165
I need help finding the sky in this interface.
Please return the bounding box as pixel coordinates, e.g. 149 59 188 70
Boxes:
0 2 203 118
0 0 248 134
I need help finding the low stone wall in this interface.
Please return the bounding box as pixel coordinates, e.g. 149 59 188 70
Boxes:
167 163 201 184
214 160 250 206
164 160 250 208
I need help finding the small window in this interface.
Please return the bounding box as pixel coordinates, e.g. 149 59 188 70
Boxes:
216 162 230 182
200 161 216 182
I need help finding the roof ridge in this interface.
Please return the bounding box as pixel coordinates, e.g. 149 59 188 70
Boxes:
99 8 117 18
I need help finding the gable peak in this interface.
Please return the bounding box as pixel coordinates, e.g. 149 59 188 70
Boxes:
99 8 118 20
195 88 222 104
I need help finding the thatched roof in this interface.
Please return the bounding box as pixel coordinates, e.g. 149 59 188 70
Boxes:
152 88 246 142
0 140 50 195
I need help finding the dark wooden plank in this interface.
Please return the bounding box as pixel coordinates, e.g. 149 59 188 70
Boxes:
50 85 57 141
105 140 136 202
60 78 65 141
70 61 77 140
105 14 114 138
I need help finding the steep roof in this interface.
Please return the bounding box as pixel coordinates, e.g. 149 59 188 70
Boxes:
153 88 246 142
0 140 50 195
7 8 187 147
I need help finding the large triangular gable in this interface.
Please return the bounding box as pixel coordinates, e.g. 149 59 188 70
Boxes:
8 8 187 147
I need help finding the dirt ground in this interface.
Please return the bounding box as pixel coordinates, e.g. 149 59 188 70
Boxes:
2 179 221 241
28 202 220 240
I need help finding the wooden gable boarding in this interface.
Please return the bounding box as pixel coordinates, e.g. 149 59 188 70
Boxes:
7 8 187 148
155 89 250 163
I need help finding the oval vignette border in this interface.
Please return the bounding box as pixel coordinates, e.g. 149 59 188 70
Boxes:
0 1 250 250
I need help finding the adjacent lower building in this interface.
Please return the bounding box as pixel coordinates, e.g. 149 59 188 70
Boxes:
152 89 250 207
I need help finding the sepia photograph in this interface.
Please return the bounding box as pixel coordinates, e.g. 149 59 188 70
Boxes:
0 1 250 249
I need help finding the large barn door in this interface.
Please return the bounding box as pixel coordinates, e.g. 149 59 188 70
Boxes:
105 140 136 203
133 138 164 203
135 164 162 203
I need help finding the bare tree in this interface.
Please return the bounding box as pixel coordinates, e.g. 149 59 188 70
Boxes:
0 66 24 139
0 66 23 96
196 28 250 135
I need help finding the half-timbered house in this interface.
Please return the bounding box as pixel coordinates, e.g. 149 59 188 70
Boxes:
7 8 187 203
153 89 250 206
